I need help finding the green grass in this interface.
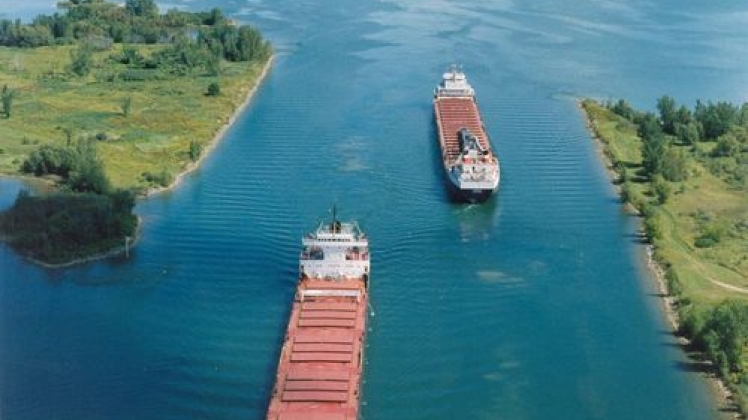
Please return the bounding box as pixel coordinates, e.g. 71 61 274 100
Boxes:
583 98 748 414
582 99 748 303
0 45 269 190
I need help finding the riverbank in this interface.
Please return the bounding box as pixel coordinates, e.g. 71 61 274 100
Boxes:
144 55 274 197
0 56 273 268
0 46 272 191
579 99 746 418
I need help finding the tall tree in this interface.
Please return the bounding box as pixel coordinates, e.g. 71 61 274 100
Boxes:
657 95 677 135
639 113 667 177
125 0 158 18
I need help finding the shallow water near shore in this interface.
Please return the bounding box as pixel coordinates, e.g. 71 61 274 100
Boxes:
2 0 748 419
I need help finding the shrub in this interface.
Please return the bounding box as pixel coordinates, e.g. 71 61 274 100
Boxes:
69 45 93 77
119 69 162 82
620 180 633 204
643 207 664 242
661 147 690 182
189 140 202 161
694 236 718 248
652 175 671 204
207 81 221 96
665 268 682 297
694 220 727 248
142 170 173 187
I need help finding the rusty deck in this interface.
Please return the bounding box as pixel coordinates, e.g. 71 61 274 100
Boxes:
434 97 491 162
266 278 367 420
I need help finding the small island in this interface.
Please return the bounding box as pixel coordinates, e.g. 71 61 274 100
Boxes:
581 98 747 415
0 0 272 266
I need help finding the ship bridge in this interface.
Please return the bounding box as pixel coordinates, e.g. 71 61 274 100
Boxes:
435 65 475 98
300 219 370 280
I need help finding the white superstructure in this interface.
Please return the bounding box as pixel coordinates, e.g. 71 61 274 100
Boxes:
299 216 370 280
435 65 476 98
449 128 500 191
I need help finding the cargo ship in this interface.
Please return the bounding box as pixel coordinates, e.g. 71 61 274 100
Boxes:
434 66 500 203
266 211 370 420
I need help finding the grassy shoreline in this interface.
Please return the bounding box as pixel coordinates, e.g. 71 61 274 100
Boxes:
0 45 273 266
580 99 747 417
0 46 272 191
143 55 273 197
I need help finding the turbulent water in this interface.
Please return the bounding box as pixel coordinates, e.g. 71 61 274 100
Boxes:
2 0 748 419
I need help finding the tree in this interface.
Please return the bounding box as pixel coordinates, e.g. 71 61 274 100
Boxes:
204 8 225 26
206 82 220 96
125 0 158 18
695 100 738 140
712 133 740 158
610 99 636 121
69 44 93 76
699 301 748 378
66 140 110 194
1 84 14 118
643 207 664 242
657 95 677 134
674 121 700 145
674 105 693 126
638 113 667 177
661 147 689 182
652 174 670 204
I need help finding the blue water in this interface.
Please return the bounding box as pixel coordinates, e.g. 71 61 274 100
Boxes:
2 0 748 419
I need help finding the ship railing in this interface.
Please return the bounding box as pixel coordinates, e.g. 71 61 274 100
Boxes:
300 289 361 302
435 87 474 96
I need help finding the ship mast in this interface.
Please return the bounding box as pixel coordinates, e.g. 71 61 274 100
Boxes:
330 205 340 234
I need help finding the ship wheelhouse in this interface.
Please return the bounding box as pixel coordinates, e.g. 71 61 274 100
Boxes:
299 218 370 281
434 65 475 98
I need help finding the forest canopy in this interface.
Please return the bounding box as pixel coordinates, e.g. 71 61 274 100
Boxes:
0 0 271 65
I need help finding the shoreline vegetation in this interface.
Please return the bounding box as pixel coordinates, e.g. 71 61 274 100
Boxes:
580 98 747 418
0 0 272 266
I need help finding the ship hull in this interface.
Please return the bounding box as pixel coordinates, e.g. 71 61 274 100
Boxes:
443 169 497 204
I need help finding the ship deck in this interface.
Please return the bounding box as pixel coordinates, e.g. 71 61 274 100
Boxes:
434 97 491 162
266 278 367 420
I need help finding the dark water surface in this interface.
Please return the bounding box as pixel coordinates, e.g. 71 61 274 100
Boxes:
2 0 747 419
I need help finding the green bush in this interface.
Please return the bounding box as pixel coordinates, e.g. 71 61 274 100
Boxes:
119 68 162 82
665 268 682 297
643 206 664 242
696 301 748 379
207 82 221 97
694 221 726 248
0 190 136 264
21 141 110 194
189 140 202 161
142 170 172 187
652 175 671 204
